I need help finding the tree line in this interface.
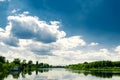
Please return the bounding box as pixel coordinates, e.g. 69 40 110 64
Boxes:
0 56 64 80
66 60 120 71
0 56 53 73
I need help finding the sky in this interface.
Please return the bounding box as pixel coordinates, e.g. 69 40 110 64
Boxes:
0 0 120 65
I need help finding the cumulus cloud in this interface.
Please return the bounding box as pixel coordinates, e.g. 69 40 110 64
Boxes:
8 14 66 43
0 11 120 65
0 23 19 46
114 46 120 53
54 36 86 50
51 48 111 64
0 27 5 32
2 36 18 46
0 44 44 63
23 36 86 56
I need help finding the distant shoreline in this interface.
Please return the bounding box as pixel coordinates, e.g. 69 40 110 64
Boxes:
65 60 120 71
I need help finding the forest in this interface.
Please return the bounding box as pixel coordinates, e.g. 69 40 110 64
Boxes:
1 55 120 79
66 60 120 71
0 55 56 79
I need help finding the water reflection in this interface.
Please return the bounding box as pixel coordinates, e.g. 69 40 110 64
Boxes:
2 68 120 80
0 72 9 80
69 70 120 78
1 68 50 80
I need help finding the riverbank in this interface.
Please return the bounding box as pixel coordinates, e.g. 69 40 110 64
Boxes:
66 60 120 71
0 55 61 77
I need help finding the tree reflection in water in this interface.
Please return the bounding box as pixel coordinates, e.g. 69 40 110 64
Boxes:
1 69 120 79
0 68 50 80
69 70 120 78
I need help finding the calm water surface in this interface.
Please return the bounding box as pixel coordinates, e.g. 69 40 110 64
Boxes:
3 68 120 80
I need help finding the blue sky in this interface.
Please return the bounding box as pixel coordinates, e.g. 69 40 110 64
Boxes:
1 0 120 47
0 0 120 65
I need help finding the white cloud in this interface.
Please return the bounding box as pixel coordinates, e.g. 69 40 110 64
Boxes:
8 14 66 43
0 28 5 32
0 11 120 65
89 42 99 46
54 36 86 50
11 9 20 13
114 46 120 53
0 22 18 46
51 48 112 65
23 11 29 15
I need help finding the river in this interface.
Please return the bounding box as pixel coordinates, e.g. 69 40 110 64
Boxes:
3 68 120 80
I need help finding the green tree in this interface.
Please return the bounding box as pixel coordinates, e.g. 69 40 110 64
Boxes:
36 61 38 68
0 62 3 72
28 60 33 65
28 60 33 69
21 60 27 70
43 63 49 68
0 56 5 63
39 63 44 68
22 60 26 64
13 58 21 65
